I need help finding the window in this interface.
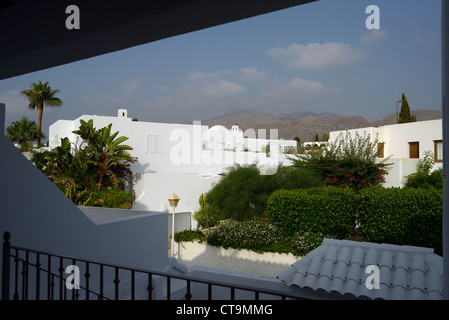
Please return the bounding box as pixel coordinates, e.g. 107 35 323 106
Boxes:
377 143 385 158
409 142 419 159
434 140 443 163
147 135 161 153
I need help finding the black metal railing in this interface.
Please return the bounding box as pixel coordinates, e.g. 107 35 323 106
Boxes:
2 232 311 300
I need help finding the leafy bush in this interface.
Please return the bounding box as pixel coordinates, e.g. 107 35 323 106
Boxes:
265 187 357 239
405 151 443 190
357 186 443 255
83 188 133 209
205 164 265 221
204 219 324 255
290 131 391 191
290 231 325 256
205 219 285 253
176 220 325 256
194 193 220 228
265 186 443 255
404 168 443 190
174 229 206 243
31 121 134 209
273 165 324 190
201 164 323 222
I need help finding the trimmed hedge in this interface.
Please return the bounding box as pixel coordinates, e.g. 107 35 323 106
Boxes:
266 187 357 239
357 186 443 254
266 186 443 255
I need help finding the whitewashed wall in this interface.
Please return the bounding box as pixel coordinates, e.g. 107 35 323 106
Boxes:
48 112 296 213
329 119 443 187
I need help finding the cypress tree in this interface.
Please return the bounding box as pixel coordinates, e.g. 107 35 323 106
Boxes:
398 93 411 123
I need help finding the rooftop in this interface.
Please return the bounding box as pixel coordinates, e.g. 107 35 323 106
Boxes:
277 238 444 300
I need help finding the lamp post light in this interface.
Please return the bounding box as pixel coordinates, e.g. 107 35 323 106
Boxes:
168 193 180 257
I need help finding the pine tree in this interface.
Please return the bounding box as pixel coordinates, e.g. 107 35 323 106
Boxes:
398 93 411 123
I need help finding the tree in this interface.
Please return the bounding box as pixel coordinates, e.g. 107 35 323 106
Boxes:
398 93 411 123
202 164 323 222
6 116 45 151
72 119 134 189
21 81 63 144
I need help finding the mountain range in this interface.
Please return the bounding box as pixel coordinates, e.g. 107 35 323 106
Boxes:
201 109 442 141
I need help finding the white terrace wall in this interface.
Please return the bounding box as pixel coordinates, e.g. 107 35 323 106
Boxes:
0 131 168 271
0 104 169 291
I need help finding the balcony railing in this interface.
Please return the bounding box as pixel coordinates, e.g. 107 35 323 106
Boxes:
2 231 313 300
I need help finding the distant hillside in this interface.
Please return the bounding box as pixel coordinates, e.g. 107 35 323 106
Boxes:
370 109 442 127
202 109 442 141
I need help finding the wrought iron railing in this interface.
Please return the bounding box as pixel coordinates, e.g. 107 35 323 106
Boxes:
1 232 311 300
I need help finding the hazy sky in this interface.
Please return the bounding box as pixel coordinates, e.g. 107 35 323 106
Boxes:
0 0 442 136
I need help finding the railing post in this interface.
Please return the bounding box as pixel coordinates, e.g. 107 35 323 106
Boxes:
2 231 11 300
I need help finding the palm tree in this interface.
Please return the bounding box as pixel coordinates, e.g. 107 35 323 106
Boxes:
6 116 45 151
21 80 63 144
72 119 134 189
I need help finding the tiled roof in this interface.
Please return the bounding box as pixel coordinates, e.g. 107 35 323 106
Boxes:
277 238 444 300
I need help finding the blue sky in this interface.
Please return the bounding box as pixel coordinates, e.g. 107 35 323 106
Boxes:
0 0 442 137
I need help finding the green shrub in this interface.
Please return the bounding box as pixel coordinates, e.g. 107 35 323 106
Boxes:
290 231 325 256
177 220 325 256
290 131 391 191
265 187 357 239
205 165 266 221
78 187 134 209
194 193 220 228
202 164 323 221
404 151 443 190
266 186 443 255
174 229 206 243
273 165 325 190
205 219 285 253
404 168 443 190
357 186 443 254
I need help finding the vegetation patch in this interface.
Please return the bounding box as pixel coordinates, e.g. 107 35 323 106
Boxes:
31 120 134 209
266 186 443 255
176 219 325 257
289 131 391 191
194 164 323 226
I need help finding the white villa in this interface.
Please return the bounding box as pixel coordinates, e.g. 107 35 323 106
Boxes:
329 119 443 187
48 109 297 215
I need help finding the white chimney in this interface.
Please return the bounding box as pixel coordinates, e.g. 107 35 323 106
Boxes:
118 108 128 118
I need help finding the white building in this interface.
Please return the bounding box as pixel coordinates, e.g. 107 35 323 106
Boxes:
329 119 443 187
48 109 297 215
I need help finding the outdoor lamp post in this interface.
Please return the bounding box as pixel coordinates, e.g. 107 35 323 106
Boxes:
168 193 180 257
